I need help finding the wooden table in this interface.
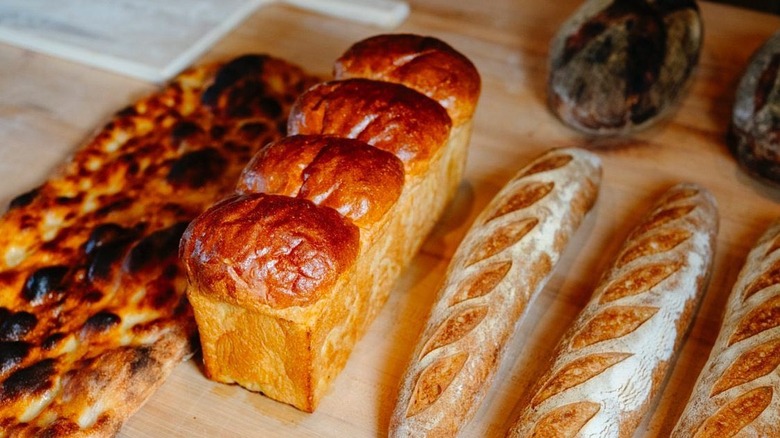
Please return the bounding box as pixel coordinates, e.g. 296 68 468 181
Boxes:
1 1 779 436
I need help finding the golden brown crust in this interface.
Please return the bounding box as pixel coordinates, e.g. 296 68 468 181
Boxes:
183 33 480 412
298 138 405 228
673 220 780 437
391 148 602 437
287 78 451 176
334 33 481 126
236 134 405 228
237 134 328 196
0 55 318 435
180 193 360 309
508 183 718 438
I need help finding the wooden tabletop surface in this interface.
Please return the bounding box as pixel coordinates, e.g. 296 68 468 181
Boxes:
1 1 780 436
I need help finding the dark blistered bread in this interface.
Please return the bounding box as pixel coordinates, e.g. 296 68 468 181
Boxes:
180 34 480 412
728 31 780 185
547 0 702 136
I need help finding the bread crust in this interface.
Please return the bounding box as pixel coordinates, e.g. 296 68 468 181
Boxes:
0 55 318 435
181 34 481 412
672 220 780 437
507 183 718 438
390 147 602 437
334 33 481 126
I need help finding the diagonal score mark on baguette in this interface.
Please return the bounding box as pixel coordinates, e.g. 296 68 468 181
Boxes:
450 260 512 305
616 228 692 268
742 259 780 301
710 338 780 396
628 205 697 240
484 182 554 223
570 306 659 349
532 353 632 407
464 218 538 266
420 306 489 357
515 153 574 179
406 352 468 418
390 148 602 437
673 220 780 437
727 295 780 345
692 387 774 438
599 262 680 304
509 183 718 438
530 401 601 438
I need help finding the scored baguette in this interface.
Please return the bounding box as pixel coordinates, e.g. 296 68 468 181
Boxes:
390 147 602 437
507 183 718 438
180 34 480 412
672 220 780 437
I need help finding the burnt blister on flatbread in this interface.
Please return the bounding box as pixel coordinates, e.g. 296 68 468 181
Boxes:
0 54 319 435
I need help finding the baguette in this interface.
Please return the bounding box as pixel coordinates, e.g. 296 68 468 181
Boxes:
390 147 602 437
180 34 480 412
507 183 718 438
672 220 780 437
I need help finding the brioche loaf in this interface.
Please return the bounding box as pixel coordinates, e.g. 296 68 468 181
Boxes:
390 147 602 437
506 183 718 438
672 220 780 437
180 34 480 412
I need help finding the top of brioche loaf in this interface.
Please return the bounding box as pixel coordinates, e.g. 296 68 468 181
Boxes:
181 34 480 309
287 78 451 176
237 135 405 228
334 34 481 126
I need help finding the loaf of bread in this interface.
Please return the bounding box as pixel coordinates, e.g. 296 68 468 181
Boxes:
728 31 780 185
548 0 702 135
672 220 780 437
179 34 480 412
390 147 602 437
506 183 718 438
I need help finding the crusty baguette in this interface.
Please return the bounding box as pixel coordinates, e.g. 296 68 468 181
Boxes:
507 183 718 438
390 147 602 437
672 220 780 437
180 34 480 412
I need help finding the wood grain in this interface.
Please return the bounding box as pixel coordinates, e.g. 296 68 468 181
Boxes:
1 0 780 436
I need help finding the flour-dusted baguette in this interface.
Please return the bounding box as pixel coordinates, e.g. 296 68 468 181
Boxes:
507 183 718 438
180 34 480 412
390 147 602 437
672 220 780 437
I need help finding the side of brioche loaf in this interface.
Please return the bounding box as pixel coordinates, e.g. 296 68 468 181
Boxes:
390 147 602 437
180 34 480 412
672 220 780 437
507 183 718 438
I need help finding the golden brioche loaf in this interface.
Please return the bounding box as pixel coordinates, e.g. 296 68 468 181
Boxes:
180 34 480 412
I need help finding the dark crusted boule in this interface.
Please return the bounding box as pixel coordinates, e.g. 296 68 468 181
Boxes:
728 31 780 185
548 0 702 136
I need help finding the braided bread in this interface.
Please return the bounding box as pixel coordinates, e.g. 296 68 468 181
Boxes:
672 220 780 437
507 183 718 438
390 147 602 437
180 34 480 412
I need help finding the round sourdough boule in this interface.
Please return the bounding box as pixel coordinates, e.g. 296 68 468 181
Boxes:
548 0 702 136
728 31 780 185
